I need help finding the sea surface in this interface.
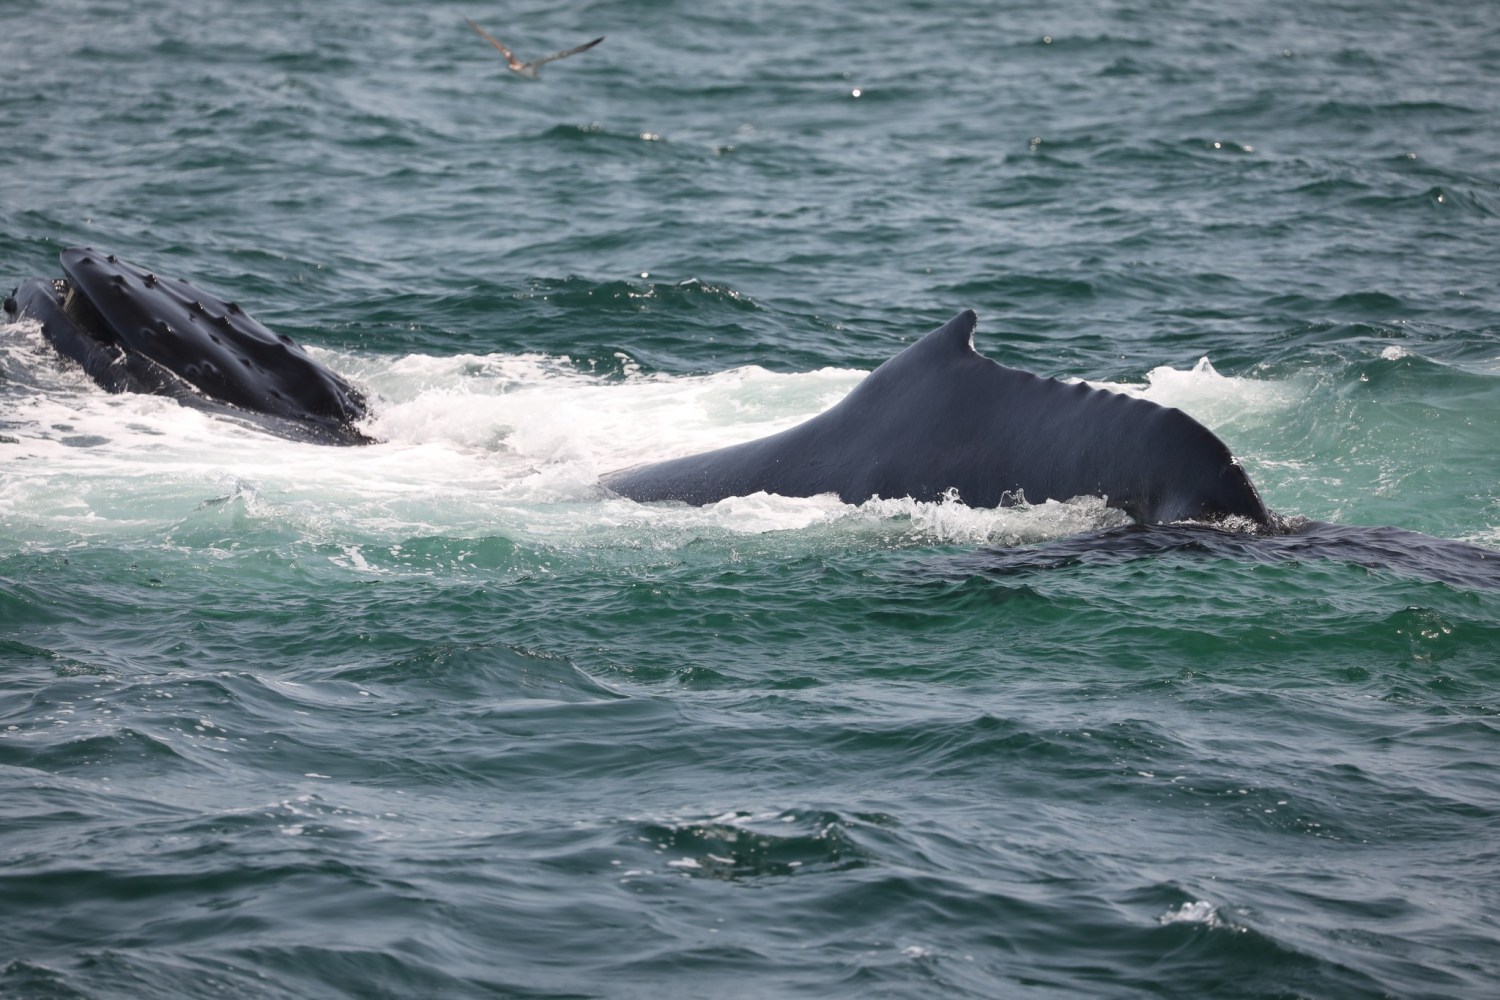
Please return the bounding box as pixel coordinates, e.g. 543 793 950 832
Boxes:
3 1 1499 997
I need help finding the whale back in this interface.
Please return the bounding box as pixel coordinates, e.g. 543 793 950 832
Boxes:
602 310 1269 526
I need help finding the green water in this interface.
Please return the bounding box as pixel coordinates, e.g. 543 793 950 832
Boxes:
3 0 1500 997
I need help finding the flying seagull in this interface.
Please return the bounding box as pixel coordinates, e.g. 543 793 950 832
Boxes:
464 18 604 79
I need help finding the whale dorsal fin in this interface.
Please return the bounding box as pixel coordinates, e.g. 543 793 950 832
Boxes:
927 308 978 356
855 310 979 386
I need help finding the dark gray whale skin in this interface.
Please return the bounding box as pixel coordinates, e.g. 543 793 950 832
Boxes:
602 310 1272 528
3 248 370 445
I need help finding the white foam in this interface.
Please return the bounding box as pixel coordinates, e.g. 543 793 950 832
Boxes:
1079 356 1300 428
1158 900 1220 926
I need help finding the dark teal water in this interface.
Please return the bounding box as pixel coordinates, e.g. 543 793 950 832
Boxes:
4 1 1500 997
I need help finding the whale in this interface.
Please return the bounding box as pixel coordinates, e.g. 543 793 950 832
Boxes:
3 247 370 445
602 309 1273 528
6 249 1269 528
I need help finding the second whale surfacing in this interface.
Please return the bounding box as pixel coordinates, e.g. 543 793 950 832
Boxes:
602 310 1273 529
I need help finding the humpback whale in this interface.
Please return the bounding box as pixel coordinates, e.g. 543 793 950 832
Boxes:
602 310 1273 528
6 248 1270 529
3 248 370 445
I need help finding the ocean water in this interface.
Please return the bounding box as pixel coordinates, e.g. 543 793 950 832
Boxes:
3 0 1500 997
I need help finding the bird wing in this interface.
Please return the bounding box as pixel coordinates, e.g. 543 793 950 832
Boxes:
526 36 605 70
464 18 525 72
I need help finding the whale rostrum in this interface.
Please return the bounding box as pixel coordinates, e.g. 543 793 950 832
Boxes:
4 248 370 445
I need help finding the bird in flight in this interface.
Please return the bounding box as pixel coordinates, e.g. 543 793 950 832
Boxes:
464 18 604 79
